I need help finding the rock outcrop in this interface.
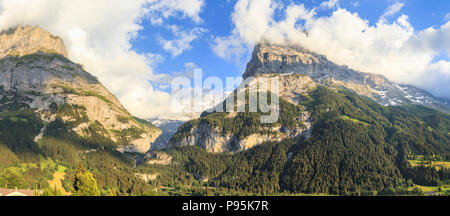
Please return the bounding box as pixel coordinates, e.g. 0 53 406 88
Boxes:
142 151 174 165
0 26 69 59
169 110 311 153
135 173 159 182
0 26 161 153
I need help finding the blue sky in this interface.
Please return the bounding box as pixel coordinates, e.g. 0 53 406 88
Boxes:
131 1 241 85
131 0 450 94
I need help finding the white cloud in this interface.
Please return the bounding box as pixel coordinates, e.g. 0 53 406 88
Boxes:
145 53 165 67
0 0 204 119
158 25 206 57
212 35 247 62
212 0 450 100
379 1 404 23
445 13 450 21
320 0 339 10
231 0 279 45
146 0 205 25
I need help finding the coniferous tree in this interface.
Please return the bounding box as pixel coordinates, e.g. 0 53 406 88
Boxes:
73 171 100 196
0 169 26 189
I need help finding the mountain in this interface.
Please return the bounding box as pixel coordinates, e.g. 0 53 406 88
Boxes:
0 27 448 196
168 74 315 152
244 41 450 112
0 26 161 154
0 26 164 195
161 86 449 195
149 117 185 150
168 41 450 153
157 41 449 195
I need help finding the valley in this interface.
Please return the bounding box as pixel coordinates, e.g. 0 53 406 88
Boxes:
0 26 448 197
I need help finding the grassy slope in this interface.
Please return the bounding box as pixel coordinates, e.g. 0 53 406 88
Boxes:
48 165 71 196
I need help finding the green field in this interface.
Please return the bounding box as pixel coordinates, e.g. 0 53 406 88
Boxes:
339 115 371 126
7 163 38 173
409 184 450 196
48 165 70 196
408 155 450 171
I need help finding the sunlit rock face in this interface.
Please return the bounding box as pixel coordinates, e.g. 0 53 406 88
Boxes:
169 120 303 153
244 41 450 112
0 26 161 154
0 25 69 59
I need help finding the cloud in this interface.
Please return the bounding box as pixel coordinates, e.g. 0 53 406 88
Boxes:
146 0 205 25
213 0 315 58
445 13 450 21
146 53 165 67
212 35 248 62
320 0 339 10
0 0 204 119
158 25 206 57
212 0 450 100
379 1 404 23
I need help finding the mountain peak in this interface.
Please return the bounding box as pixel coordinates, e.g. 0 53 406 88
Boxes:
0 25 69 59
243 41 450 112
0 25 162 154
243 41 325 79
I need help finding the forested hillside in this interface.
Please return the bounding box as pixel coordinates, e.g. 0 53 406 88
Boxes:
0 108 154 195
1 79 448 196
1 26 448 196
142 86 449 196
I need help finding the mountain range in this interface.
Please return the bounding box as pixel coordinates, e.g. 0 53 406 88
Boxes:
167 41 450 153
160 38 449 195
0 26 448 196
244 41 450 112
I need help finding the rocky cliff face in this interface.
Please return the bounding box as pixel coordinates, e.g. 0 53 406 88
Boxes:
170 41 450 153
0 26 161 153
171 121 293 153
244 41 450 112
